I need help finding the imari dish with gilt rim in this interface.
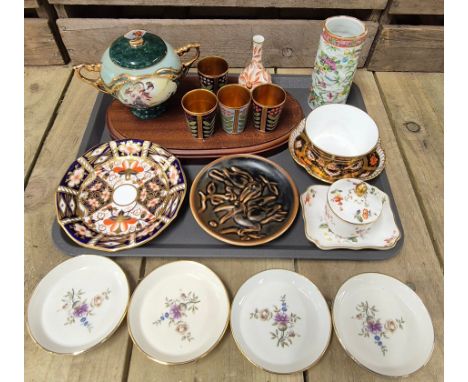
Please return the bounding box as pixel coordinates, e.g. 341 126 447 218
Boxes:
55 139 186 252
301 185 400 250
127 261 230 364
27 255 130 355
230 269 331 374
333 273 434 377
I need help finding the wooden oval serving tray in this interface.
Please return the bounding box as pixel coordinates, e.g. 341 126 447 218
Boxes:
106 76 304 158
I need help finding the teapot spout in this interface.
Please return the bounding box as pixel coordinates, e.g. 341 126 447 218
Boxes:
74 63 109 94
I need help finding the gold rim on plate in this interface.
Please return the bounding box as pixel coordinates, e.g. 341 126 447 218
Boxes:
127 260 231 365
55 140 187 253
230 268 332 374
26 254 130 356
331 272 435 378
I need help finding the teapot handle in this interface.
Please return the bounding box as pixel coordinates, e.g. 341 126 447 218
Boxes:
176 43 200 76
73 64 108 94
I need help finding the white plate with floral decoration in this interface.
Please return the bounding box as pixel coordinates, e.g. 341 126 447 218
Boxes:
127 261 230 364
230 269 331 374
301 185 401 250
27 255 130 355
333 273 434 377
55 139 186 252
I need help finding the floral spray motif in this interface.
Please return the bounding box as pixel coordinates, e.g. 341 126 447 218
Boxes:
153 291 200 342
353 301 405 355
59 288 111 332
250 295 301 347
239 35 272 90
308 16 367 110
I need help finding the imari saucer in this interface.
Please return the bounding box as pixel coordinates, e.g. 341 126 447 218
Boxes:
127 261 230 364
230 269 331 374
301 185 401 250
55 139 186 252
333 273 434 377
27 255 130 355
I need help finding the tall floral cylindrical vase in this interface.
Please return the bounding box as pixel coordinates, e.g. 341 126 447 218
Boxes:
308 16 368 110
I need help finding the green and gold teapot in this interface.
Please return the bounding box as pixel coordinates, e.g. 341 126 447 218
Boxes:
74 30 200 119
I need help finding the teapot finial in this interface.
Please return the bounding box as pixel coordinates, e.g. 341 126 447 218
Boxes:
129 30 144 47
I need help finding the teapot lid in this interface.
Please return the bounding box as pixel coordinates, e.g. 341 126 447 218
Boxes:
327 179 384 225
109 30 168 69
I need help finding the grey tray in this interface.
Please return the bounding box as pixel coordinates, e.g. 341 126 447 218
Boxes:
53 74 404 259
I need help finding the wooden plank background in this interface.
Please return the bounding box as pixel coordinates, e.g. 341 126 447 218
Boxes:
49 0 388 9
376 72 444 262
24 19 65 65
24 67 71 179
389 0 444 15
24 0 39 8
367 25 444 72
57 18 378 67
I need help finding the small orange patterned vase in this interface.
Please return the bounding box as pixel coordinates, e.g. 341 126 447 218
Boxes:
239 35 272 90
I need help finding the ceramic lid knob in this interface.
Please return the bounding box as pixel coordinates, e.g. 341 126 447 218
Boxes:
109 29 168 69
327 178 384 225
355 182 368 197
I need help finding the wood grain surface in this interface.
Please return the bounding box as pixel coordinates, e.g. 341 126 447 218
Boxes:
107 76 304 158
24 68 443 382
49 0 388 9
24 0 39 8
24 77 143 382
24 67 71 179
389 0 444 15
57 18 378 68
25 19 65 66
367 25 444 72
376 72 444 263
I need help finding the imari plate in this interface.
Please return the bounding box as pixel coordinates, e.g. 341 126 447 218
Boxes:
27 255 129 355
127 261 230 364
289 119 386 184
230 269 331 374
301 185 401 250
333 273 434 377
55 139 186 252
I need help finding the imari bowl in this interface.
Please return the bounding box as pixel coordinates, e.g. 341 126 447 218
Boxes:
289 118 385 183
55 139 186 252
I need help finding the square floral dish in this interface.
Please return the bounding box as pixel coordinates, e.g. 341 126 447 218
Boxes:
301 185 401 250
